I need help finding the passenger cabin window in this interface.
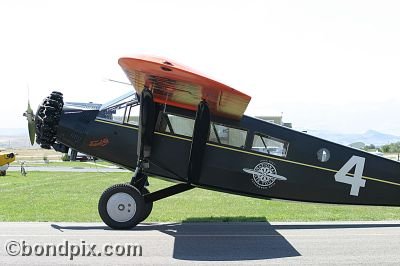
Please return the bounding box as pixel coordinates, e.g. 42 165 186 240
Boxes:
252 133 289 157
161 114 194 138
209 123 247 148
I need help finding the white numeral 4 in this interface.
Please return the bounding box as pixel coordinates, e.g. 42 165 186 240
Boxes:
334 156 366 196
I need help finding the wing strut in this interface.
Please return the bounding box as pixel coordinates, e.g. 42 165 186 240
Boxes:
131 87 156 188
187 100 211 183
131 95 210 200
140 100 209 203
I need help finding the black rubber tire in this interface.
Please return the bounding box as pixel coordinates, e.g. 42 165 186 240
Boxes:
139 188 153 222
0 171 5 176
98 183 144 230
123 183 153 222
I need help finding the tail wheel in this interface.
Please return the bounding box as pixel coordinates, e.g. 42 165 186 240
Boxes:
98 183 144 230
35 91 64 149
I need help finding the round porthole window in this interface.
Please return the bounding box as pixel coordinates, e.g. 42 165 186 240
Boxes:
317 148 330 162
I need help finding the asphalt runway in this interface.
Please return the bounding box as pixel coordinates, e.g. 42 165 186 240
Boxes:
1 221 400 265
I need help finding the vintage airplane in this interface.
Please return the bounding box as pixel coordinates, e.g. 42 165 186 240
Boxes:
25 56 400 229
0 153 15 176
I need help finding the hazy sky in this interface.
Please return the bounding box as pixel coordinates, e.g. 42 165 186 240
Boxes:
1 0 400 134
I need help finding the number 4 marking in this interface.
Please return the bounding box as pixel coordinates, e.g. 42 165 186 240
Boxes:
334 156 366 196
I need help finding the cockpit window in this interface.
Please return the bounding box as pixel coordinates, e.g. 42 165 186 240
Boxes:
125 104 139 126
97 91 139 124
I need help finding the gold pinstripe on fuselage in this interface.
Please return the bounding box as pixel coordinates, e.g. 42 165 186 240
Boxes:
94 119 400 187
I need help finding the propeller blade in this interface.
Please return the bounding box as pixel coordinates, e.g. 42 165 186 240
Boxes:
23 100 35 146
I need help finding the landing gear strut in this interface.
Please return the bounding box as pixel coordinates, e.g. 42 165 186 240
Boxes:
99 88 157 229
98 89 210 230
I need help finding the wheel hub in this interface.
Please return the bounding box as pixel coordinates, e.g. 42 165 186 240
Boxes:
106 192 137 222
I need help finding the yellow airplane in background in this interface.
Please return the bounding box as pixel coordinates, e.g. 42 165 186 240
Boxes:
0 153 15 176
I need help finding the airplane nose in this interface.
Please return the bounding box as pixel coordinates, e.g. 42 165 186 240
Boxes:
35 91 64 149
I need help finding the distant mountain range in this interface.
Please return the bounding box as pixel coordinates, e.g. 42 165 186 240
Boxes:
1 128 400 148
307 130 400 146
0 128 27 136
0 128 36 149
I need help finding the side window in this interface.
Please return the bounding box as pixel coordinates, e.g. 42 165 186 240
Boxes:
252 133 289 157
209 123 247 148
162 114 194 138
97 105 126 123
125 104 139 126
112 106 125 123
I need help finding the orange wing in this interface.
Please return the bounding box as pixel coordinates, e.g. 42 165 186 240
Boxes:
118 56 251 120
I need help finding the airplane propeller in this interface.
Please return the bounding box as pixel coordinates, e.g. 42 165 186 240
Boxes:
23 100 36 146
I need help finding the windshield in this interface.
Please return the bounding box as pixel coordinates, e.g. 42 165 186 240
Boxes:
97 91 140 124
99 91 137 111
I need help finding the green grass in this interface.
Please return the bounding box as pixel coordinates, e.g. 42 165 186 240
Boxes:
1 171 400 222
91 161 116 167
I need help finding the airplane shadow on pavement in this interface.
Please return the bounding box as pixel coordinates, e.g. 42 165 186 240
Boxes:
51 220 400 261
52 217 301 261
148 218 301 261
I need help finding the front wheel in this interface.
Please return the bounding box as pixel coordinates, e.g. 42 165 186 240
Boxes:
98 183 144 229
139 188 153 222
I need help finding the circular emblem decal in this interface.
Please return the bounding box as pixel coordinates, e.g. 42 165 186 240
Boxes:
252 162 277 188
243 161 287 189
